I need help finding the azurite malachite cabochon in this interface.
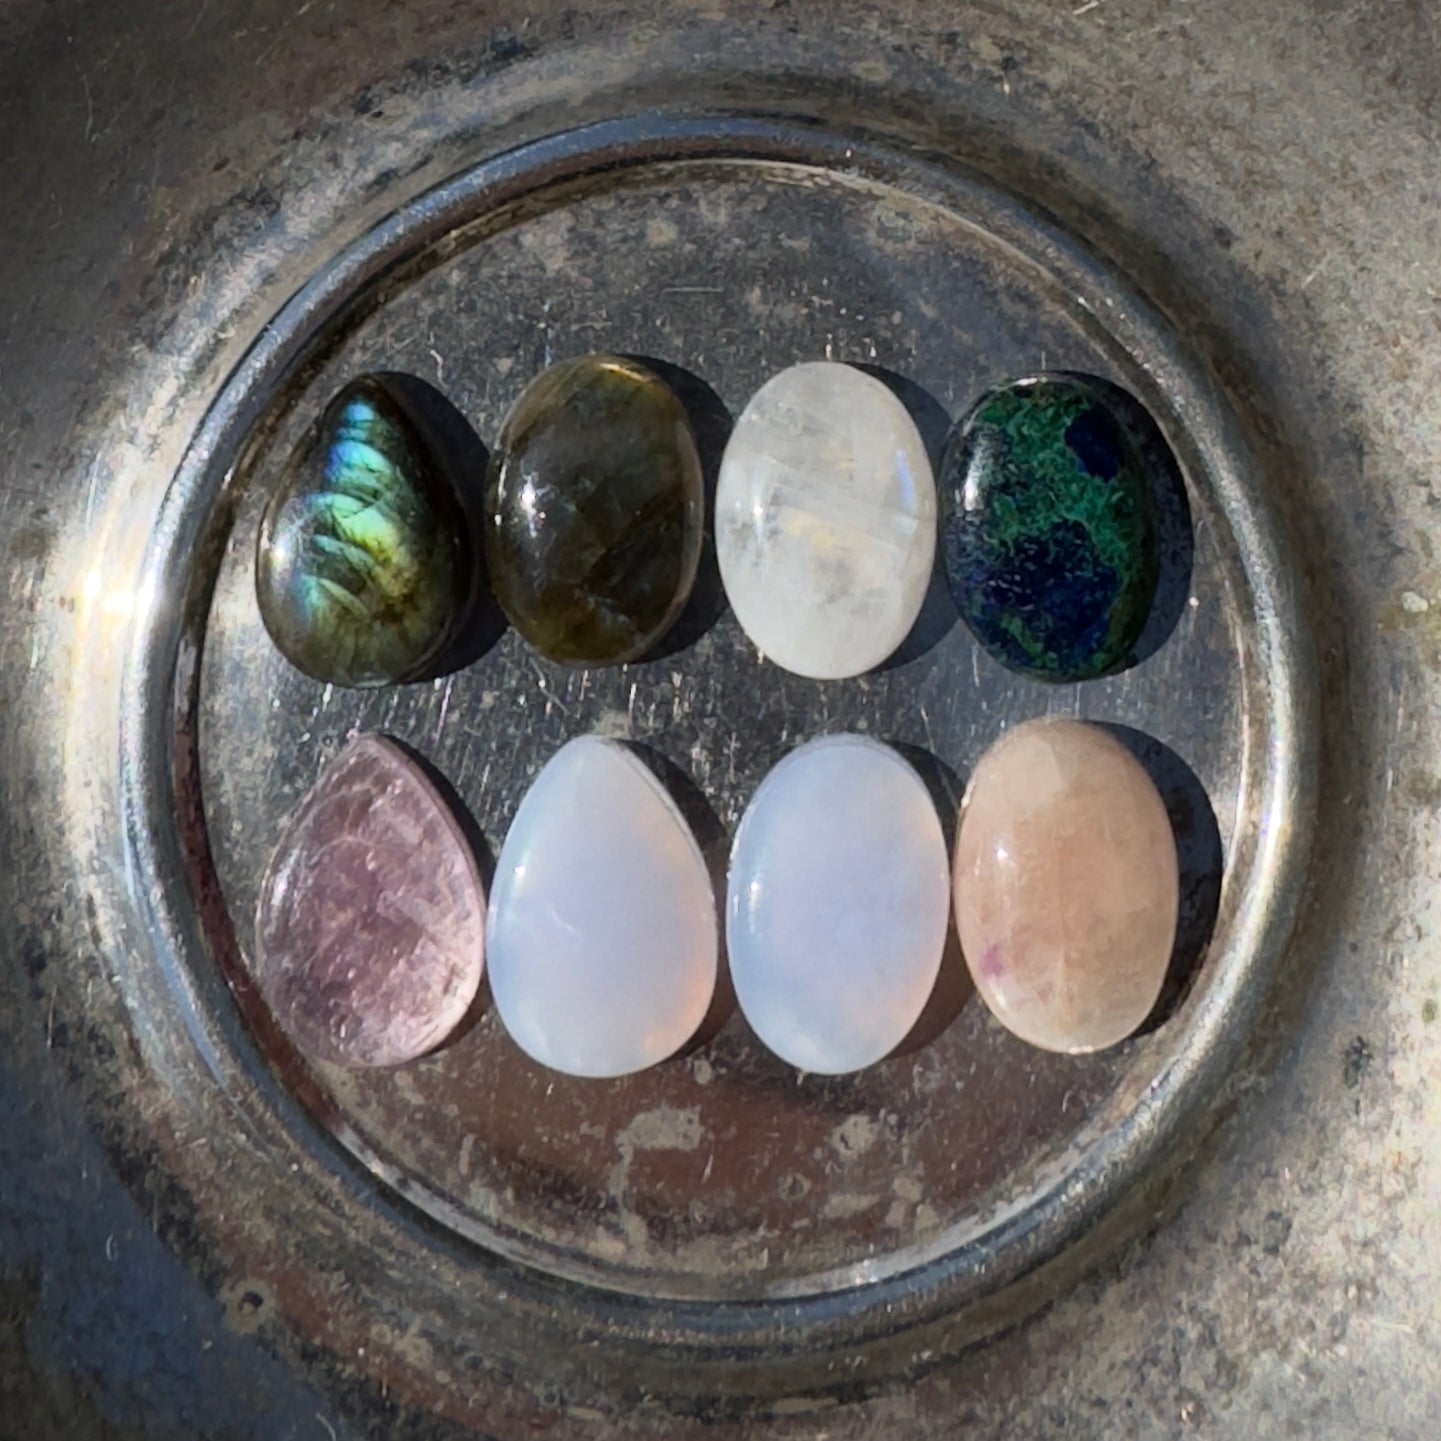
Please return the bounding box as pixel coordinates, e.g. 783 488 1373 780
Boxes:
939 374 1161 683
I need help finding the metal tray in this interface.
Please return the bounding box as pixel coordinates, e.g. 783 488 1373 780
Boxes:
1 2 1435 1438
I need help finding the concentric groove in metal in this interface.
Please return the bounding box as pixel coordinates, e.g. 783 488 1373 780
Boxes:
117 113 1316 1350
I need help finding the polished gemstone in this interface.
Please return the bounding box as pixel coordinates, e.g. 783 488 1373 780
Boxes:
256 375 476 687
940 374 1160 682
485 355 703 666
715 361 937 680
954 718 1179 1053
486 736 717 1078
254 734 485 1068
727 735 950 1073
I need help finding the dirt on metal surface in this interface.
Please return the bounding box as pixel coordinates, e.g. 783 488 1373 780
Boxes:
0 1 1437 1438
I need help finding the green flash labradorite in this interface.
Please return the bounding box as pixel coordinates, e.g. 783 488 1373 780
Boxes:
485 355 704 666
939 374 1161 682
256 375 476 687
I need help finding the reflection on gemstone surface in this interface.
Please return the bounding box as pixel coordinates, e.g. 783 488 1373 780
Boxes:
940 374 1161 682
716 361 937 680
187 134 1292 1326
485 355 704 666
254 734 486 1068
486 736 717 1078
255 374 477 687
727 734 950 1073
954 718 1180 1053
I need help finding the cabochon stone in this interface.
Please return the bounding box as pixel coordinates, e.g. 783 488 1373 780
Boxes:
256 375 476 688
486 736 717 1078
716 362 937 680
954 718 1179 1053
727 735 950 1073
485 355 703 666
255 734 485 1067
939 374 1160 682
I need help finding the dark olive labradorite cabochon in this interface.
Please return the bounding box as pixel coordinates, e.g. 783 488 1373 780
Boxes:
939 374 1163 683
484 354 705 667
255 375 477 687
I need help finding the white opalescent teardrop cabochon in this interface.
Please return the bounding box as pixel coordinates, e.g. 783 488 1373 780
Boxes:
954 718 1180 1054
727 735 951 1073
487 736 718 1078
715 362 937 680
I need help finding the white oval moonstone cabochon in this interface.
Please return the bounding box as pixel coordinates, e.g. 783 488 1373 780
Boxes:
715 362 937 680
726 734 951 1073
487 736 718 1078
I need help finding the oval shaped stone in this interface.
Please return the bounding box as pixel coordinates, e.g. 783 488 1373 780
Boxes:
727 735 950 1073
487 736 717 1077
716 361 937 680
954 718 1179 1053
940 374 1160 682
485 355 703 666
256 374 477 687
255 734 486 1067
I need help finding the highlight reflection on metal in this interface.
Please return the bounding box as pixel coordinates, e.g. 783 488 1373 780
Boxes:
66 113 1315 1389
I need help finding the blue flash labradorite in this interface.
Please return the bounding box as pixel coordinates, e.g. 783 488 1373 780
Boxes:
485 355 703 666
939 375 1161 682
256 375 476 687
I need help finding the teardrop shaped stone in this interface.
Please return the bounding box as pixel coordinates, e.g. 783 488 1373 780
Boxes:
727 735 950 1073
487 737 717 1077
256 375 477 687
485 356 704 666
954 719 1179 1053
939 374 1160 682
255 734 486 1068
716 362 937 680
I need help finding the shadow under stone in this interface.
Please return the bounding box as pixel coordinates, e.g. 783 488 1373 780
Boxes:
623 355 734 660
1058 370 1196 672
885 742 974 1056
384 733 495 1045
622 740 738 1047
375 370 508 678
1098 723 1224 1037
858 364 961 670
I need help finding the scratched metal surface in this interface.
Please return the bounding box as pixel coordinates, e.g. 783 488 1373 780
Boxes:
0 1 1437 1438
196 147 1260 1307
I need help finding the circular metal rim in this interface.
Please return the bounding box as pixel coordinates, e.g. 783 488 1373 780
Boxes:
115 111 1317 1352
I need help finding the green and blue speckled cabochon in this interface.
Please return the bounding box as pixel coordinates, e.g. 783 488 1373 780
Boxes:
939 374 1161 683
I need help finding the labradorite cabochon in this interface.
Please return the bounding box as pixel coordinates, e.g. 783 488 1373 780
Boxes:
484 355 704 667
939 374 1163 683
256 375 477 687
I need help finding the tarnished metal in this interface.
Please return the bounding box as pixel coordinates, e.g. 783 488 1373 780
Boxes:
0 1 1435 1437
